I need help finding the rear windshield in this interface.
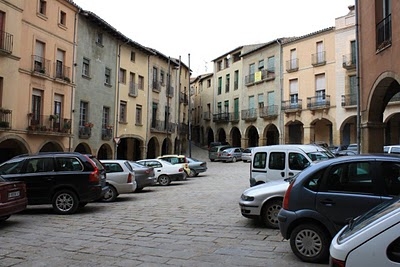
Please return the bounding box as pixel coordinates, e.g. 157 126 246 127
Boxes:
87 155 105 171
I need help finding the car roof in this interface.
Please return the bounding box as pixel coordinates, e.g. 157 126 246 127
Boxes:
253 144 327 153
158 155 186 158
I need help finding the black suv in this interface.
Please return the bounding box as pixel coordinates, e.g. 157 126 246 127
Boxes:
0 152 107 215
278 154 400 263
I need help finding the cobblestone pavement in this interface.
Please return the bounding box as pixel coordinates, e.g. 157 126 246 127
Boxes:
0 145 323 267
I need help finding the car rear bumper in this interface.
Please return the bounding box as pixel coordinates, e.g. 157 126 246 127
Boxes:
170 173 185 181
115 182 137 194
277 208 296 239
136 176 157 188
0 197 28 217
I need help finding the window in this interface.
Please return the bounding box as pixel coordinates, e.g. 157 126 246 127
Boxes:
0 77 3 106
217 77 222 95
82 58 90 77
129 72 136 95
102 107 110 128
34 40 45 73
267 56 275 72
225 74 230 93
234 70 239 90
59 11 66 26
151 102 158 128
224 57 230 68
289 79 298 105
258 93 264 108
315 74 326 101
381 161 400 196
224 100 229 114
96 32 103 45
31 89 42 126
105 68 111 85
119 68 126 84
152 67 158 90
53 94 62 128
138 75 144 90
288 153 308 170
207 79 211 88
55 49 65 79
130 51 135 62
119 101 127 123
269 152 285 170
253 152 267 169
136 105 142 125
160 70 165 85
39 0 47 15
258 60 264 70
290 49 298 69
217 60 222 71
79 101 88 126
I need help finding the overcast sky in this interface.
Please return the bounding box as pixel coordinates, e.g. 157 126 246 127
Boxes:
72 0 355 77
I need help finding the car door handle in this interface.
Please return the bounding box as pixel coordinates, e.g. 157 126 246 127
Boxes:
281 172 285 177
288 172 294 176
157 170 161 172
320 199 336 206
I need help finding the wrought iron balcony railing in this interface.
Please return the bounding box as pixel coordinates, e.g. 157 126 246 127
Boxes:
203 111 211 121
342 54 356 70
245 69 275 86
150 120 175 133
32 55 51 76
179 92 188 105
102 127 113 140
376 14 391 51
341 94 357 107
27 114 71 134
311 51 326 66
307 95 331 110
54 62 71 82
241 109 257 121
286 59 299 72
0 108 12 129
212 113 229 123
0 30 13 54
129 82 138 97
281 99 303 112
259 105 279 119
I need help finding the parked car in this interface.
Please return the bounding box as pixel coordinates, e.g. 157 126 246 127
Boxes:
208 141 230 151
128 161 157 191
329 197 400 267
100 160 137 202
239 178 290 228
157 155 190 178
136 159 186 186
218 147 244 162
242 147 255 163
209 145 231 162
384 145 400 154
0 152 108 215
250 144 334 186
335 149 357 156
0 176 28 222
277 154 400 263
346 143 358 151
186 157 207 177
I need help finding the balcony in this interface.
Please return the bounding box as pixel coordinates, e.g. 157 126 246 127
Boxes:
54 62 71 82
179 92 188 105
150 120 175 133
259 105 279 120
27 114 71 135
286 59 299 72
102 127 113 140
179 123 188 135
311 51 326 67
152 81 161 92
229 112 240 123
342 54 356 70
341 94 357 107
241 109 257 122
129 82 138 97
307 95 331 111
0 30 13 55
79 124 93 139
32 55 51 76
281 99 302 114
0 108 12 129
203 111 211 121
213 113 229 123
245 69 275 86
376 14 391 51
166 86 174 98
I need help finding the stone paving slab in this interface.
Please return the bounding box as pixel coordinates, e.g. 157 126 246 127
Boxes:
0 145 323 267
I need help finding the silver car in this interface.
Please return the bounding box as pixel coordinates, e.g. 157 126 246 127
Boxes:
100 160 137 202
186 157 207 177
242 147 255 163
129 161 157 191
239 179 290 228
218 147 244 162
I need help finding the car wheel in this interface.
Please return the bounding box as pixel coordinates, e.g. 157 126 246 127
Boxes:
102 185 118 202
135 187 143 192
210 159 215 162
158 175 171 186
79 202 88 208
232 157 237 163
52 189 79 215
189 169 196 177
290 223 330 263
261 199 282 229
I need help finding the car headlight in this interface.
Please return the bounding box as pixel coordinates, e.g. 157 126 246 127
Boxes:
241 194 254 201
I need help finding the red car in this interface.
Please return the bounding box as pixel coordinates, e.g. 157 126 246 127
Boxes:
0 176 27 222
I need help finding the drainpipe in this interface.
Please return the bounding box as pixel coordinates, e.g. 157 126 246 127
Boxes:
355 0 361 154
276 38 284 145
70 8 81 152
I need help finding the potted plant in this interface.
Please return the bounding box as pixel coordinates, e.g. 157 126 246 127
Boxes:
49 114 59 121
85 122 94 128
0 108 11 114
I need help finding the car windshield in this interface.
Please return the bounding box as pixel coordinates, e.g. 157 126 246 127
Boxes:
307 151 334 161
338 197 400 243
0 159 25 175
0 175 6 182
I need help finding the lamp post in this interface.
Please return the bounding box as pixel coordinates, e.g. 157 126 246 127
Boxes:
188 53 192 157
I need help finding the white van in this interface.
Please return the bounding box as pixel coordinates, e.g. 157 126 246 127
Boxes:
249 144 334 186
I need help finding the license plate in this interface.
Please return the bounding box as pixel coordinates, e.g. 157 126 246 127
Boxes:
8 191 20 198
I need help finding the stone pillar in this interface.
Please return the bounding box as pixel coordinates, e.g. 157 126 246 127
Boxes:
361 122 385 153
303 126 314 144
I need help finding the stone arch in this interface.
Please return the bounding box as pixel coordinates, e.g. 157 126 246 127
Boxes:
285 120 304 144
161 137 172 155
339 115 357 145
244 125 259 147
216 127 228 143
0 134 30 163
364 72 400 152
206 127 215 146
74 142 92 155
117 134 145 160
147 136 159 159
309 118 334 145
39 141 64 152
263 124 280 146
97 143 113 160
229 127 241 147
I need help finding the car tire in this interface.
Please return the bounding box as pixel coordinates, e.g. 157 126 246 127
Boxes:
102 185 118 202
158 175 171 186
189 169 196 177
0 215 10 222
261 199 282 229
135 187 143 192
79 202 88 208
232 157 237 163
52 189 79 215
210 159 215 162
290 223 330 263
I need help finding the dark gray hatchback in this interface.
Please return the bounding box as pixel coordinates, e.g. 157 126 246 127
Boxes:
278 154 400 263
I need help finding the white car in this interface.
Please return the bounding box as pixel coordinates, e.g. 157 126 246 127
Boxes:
242 147 255 163
239 178 290 228
330 197 400 267
136 159 186 186
100 160 137 202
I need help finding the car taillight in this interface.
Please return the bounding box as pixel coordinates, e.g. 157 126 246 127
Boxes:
330 257 346 267
89 167 100 183
145 169 150 174
282 181 294 209
127 173 132 183
178 168 184 172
